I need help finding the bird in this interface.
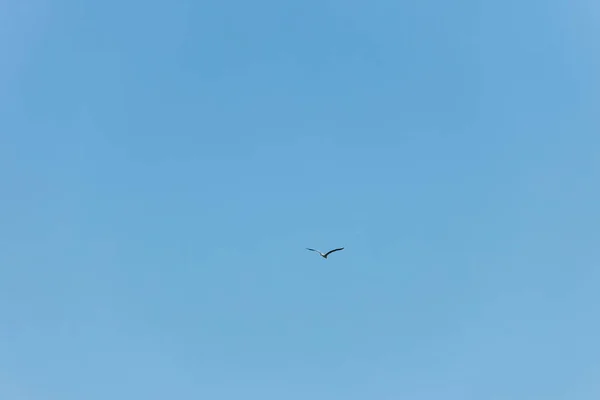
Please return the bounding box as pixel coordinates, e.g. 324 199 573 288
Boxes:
306 247 345 259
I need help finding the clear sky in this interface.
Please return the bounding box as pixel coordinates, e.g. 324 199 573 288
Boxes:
1 0 599 399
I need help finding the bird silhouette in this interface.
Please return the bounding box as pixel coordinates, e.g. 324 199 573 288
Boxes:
306 247 344 259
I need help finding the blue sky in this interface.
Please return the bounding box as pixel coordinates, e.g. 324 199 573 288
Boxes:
1 0 599 398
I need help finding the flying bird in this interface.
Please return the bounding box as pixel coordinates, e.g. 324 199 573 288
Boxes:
306 247 345 259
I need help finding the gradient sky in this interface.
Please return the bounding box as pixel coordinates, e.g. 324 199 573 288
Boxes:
1 0 599 399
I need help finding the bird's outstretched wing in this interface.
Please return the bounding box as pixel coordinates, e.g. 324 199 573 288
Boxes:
306 248 322 255
324 247 344 257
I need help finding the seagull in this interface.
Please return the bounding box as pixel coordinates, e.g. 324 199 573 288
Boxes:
306 247 345 259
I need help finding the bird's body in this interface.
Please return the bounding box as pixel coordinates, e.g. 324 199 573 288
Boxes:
306 247 344 259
